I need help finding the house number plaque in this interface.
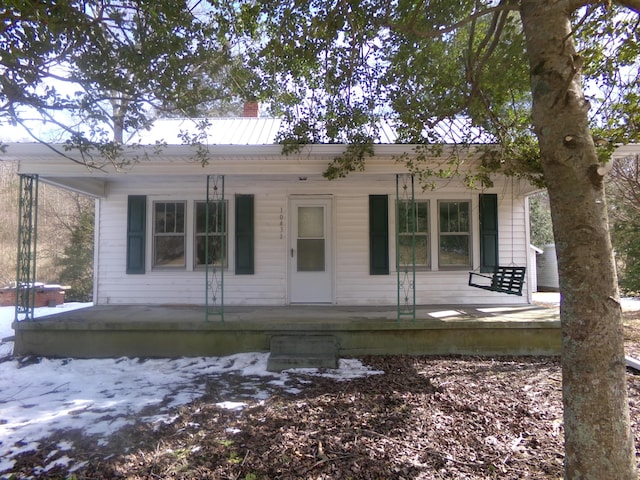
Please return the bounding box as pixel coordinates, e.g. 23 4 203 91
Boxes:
280 207 284 239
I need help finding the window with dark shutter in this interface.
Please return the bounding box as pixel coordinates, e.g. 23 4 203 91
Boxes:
235 194 254 274
369 195 389 275
126 195 146 274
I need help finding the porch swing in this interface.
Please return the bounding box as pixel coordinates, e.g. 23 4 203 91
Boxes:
467 187 526 296
468 265 526 296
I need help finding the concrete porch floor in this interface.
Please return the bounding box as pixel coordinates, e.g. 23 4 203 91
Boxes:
12 303 561 358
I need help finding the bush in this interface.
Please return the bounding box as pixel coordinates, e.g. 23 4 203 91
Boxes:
57 209 94 302
529 192 554 247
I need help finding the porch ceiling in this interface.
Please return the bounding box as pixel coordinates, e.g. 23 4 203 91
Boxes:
42 177 107 198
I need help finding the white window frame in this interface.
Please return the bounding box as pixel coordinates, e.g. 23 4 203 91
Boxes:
194 200 229 269
152 200 187 269
437 200 472 269
396 199 430 269
144 197 237 273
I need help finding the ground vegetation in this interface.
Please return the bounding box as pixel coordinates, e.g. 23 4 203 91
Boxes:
5 310 640 480
2 0 640 476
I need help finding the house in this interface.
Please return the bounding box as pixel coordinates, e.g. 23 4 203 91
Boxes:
7 118 637 362
3 116 568 361
5 117 539 310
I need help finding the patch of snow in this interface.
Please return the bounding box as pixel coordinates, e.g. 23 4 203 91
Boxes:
622 297 640 312
55 440 74 451
44 455 73 471
216 401 247 411
68 460 88 473
533 292 640 312
0 302 92 341
429 309 463 318
286 358 385 380
0 304 384 477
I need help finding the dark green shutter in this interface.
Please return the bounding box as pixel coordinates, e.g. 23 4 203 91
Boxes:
479 194 499 273
369 195 389 275
126 195 146 274
235 194 254 274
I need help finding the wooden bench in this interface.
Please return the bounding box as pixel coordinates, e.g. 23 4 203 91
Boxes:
468 266 526 296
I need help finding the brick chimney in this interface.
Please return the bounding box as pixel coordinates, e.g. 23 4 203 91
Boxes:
242 101 259 118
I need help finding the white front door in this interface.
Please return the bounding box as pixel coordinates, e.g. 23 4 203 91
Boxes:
289 197 333 303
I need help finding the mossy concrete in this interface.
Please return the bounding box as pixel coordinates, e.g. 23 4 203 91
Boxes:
12 304 561 358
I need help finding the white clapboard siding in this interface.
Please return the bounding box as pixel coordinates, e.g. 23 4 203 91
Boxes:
97 183 289 305
94 175 531 306
335 195 374 304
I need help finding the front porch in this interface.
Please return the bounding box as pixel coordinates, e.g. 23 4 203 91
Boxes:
12 303 560 359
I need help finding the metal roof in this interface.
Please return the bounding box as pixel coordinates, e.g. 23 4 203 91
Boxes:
125 117 477 145
127 117 284 145
0 114 491 146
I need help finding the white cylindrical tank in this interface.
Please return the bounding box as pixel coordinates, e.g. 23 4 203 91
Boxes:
536 243 559 291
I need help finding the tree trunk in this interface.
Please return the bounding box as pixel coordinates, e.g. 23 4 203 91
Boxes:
110 96 125 144
520 1 637 478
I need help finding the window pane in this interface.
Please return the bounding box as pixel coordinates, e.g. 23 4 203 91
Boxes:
297 238 325 271
196 201 225 234
398 201 428 234
155 203 165 232
298 207 324 238
195 203 206 234
194 201 227 267
195 236 225 266
399 235 428 266
440 202 469 233
154 236 185 266
442 205 451 232
153 202 186 268
459 202 469 230
398 200 429 268
416 202 429 232
440 235 470 266
155 202 185 234
397 201 411 234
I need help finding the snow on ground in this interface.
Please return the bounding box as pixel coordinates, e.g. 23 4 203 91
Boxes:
1 294 638 475
0 304 383 476
532 292 640 312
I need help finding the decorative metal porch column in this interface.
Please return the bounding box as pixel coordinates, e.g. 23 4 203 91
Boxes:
15 174 39 321
396 174 416 321
205 175 224 321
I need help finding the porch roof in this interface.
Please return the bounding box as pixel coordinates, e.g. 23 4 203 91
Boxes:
612 143 640 159
4 141 497 198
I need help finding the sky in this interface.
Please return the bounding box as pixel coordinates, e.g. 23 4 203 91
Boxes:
0 303 384 477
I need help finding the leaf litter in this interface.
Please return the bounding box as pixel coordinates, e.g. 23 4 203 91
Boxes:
3 309 640 479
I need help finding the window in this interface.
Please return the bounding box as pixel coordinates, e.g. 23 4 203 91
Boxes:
397 200 429 268
153 201 186 267
439 201 471 268
195 201 227 267
297 206 325 271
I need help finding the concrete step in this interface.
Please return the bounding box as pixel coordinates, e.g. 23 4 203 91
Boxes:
267 334 339 372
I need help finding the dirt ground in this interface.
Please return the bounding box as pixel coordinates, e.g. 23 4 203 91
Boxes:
7 308 640 480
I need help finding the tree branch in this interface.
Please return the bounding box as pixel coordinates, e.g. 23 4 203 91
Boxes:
387 1 519 39
13 117 100 168
615 0 640 14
